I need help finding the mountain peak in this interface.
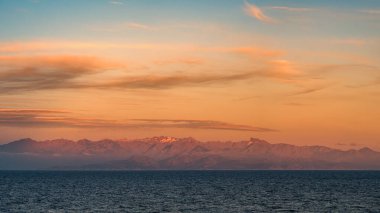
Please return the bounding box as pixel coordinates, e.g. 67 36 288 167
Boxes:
13 138 37 144
359 147 376 154
248 138 270 145
151 136 178 143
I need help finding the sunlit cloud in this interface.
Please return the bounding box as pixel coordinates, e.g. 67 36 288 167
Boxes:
0 55 257 93
3 53 376 97
132 119 276 132
0 40 207 54
0 40 285 63
0 55 120 93
244 1 275 23
0 108 276 132
0 40 168 53
96 72 256 89
263 60 302 80
0 41 111 53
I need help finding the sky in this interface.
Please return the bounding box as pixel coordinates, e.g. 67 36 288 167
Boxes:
0 0 379 150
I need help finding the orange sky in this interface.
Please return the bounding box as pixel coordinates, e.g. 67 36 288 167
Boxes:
0 0 379 150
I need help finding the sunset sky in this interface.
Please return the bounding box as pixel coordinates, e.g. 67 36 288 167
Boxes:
0 0 379 150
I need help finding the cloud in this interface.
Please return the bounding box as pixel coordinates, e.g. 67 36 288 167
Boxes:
266 60 301 78
0 54 313 93
97 72 255 90
0 55 257 93
244 1 275 23
0 55 118 93
0 109 72 127
254 60 303 81
0 40 178 53
2 53 292 93
0 40 283 57
125 22 152 30
89 21 221 33
289 85 327 96
90 22 155 32
269 6 315 12
0 41 105 53
0 108 276 132
132 119 276 132
110 1 123 5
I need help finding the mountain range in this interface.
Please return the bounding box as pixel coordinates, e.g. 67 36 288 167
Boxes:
0 136 379 170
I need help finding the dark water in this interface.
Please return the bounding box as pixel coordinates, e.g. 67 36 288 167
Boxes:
0 171 379 212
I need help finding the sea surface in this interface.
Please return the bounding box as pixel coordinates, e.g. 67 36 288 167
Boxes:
0 171 379 212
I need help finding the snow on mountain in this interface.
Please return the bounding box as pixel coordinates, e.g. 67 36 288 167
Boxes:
0 137 379 170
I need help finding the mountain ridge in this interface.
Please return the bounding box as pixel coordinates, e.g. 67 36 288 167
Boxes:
0 136 379 170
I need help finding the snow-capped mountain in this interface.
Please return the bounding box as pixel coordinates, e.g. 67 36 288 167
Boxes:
0 137 379 170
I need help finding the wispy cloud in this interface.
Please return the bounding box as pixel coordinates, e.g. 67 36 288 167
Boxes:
132 119 276 132
0 108 73 127
269 6 315 12
90 22 155 32
0 55 118 93
0 108 276 132
0 40 281 56
0 40 189 53
244 1 275 23
0 53 315 94
109 1 123 5
0 55 256 93
0 41 114 53
97 72 256 90
289 85 327 96
89 21 222 33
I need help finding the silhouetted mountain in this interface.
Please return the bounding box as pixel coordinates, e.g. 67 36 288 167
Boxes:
0 136 379 170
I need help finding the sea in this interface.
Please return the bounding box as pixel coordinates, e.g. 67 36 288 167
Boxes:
0 171 379 212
